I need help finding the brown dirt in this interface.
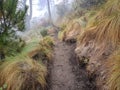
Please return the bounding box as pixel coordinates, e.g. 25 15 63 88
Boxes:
48 31 95 90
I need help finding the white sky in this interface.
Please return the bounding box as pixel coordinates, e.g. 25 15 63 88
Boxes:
54 0 63 4
26 0 40 17
26 0 64 18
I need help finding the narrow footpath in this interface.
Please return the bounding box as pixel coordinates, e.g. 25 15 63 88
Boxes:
48 31 95 90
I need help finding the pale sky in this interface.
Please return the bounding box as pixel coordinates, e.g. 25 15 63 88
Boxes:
26 0 40 18
26 0 64 18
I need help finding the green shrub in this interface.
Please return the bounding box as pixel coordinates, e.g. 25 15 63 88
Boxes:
40 28 48 37
0 0 27 59
0 58 47 90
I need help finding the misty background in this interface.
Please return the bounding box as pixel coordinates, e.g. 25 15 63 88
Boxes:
23 0 73 30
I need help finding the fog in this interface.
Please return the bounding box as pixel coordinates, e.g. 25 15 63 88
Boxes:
24 0 73 29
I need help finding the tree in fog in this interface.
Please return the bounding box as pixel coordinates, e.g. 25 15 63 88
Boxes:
46 0 53 25
74 0 106 9
81 0 106 8
22 0 27 7
29 0 32 19
56 1 69 18
25 0 32 30
72 0 106 16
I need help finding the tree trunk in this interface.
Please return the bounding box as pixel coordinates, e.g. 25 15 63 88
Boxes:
29 0 32 19
26 0 32 30
46 0 53 26
23 0 27 7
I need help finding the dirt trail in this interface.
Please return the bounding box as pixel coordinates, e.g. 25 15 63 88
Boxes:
48 31 94 90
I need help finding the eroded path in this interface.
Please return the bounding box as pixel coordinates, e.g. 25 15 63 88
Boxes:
48 31 94 90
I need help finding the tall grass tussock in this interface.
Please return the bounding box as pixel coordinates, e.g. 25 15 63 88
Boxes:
107 50 120 90
0 35 54 90
75 0 120 89
0 58 47 90
76 0 120 58
22 36 54 61
58 19 84 42
37 36 54 61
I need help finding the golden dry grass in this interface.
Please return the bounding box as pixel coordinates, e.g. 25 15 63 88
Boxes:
0 36 54 90
22 36 54 61
58 20 74 41
77 0 120 58
58 19 83 41
65 22 81 41
38 36 54 60
58 30 66 41
0 58 47 90
40 36 54 49
106 49 120 90
75 1 120 89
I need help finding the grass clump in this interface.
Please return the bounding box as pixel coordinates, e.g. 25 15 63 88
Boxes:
0 58 47 90
0 35 54 90
41 36 54 48
21 38 40 56
58 20 82 42
21 35 54 61
40 28 48 37
58 20 74 41
24 36 54 62
65 22 81 41
107 50 120 90
58 30 66 41
77 0 120 58
38 36 54 61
